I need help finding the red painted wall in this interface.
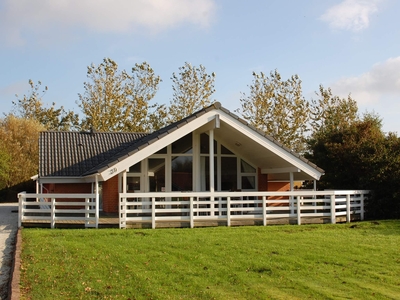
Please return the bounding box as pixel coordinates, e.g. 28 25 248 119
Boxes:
102 175 119 213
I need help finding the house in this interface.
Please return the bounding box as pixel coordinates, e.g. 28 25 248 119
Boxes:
35 102 324 215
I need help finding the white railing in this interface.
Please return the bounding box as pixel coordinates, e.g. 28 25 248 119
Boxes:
119 190 368 229
18 192 98 228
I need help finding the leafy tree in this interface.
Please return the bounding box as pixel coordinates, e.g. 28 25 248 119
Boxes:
13 80 79 131
0 115 44 189
78 58 161 132
310 85 359 135
306 113 400 219
168 62 216 123
239 70 309 153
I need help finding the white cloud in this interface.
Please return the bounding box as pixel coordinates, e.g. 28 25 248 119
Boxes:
331 57 400 104
0 0 216 46
320 0 381 32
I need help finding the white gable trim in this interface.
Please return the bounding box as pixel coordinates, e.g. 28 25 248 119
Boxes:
98 109 323 181
217 111 323 180
99 111 219 181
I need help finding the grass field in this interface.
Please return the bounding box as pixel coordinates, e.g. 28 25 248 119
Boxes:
20 221 400 299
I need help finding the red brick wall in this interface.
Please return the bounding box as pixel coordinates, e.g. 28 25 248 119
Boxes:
102 175 119 213
258 168 268 191
43 183 91 193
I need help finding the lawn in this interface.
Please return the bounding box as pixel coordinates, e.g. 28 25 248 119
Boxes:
20 221 400 299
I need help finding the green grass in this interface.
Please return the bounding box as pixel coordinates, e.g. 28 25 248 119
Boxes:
20 221 400 299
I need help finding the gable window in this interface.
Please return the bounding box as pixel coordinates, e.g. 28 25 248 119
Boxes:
200 133 257 191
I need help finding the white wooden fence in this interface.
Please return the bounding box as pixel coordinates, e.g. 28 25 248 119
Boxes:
119 190 368 229
17 190 368 229
18 192 98 228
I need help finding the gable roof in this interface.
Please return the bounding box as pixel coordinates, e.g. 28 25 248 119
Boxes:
39 131 147 177
39 102 324 181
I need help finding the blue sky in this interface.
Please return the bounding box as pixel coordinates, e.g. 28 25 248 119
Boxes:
1 0 400 133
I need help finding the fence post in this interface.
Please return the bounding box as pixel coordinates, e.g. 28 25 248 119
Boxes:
152 197 156 229
360 193 365 221
330 195 336 224
190 197 194 228
119 196 125 229
85 198 90 228
346 194 351 223
18 192 25 228
297 196 301 225
263 196 267 226
227 197 231 227
51 198 56 229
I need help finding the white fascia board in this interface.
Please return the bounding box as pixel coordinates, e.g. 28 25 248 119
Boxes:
99 111 219 181
261 167 301 174
218 112 323 180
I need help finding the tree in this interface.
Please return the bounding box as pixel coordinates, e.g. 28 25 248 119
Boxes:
168 62 216 123
309 85 359 135
306 113 400 219
78 58 161 132
13 80 79 131
0 115 44 189
239 70 309 153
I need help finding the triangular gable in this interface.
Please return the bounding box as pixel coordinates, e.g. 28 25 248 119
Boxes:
93 102 324 182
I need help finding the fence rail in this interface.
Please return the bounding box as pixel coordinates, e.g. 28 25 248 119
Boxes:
17 190 368 229
18 192 98 228
119 190 368 229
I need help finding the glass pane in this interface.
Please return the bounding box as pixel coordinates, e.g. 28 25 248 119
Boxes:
221 157 237 191
172 156 193 191
148 159 165 192
128 162 141 173
241 159 256 173
172 133 192 154
201 156 217 191
127 176 140 191
200 133 217 154
242 176 256 189
221 145 233 154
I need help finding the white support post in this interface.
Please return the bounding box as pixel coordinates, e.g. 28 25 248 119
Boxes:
190 197 194 228
330 195 336 224
51 198 56 229
152 197 156 229
360 193 365 220
346 194 351 223
290 172 294 215
262 196 267 226
227 196 231 227
95 175 99 228
209 129 215 217
297 196 301 225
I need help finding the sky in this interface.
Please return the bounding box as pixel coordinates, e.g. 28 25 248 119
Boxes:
1 0 400 133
